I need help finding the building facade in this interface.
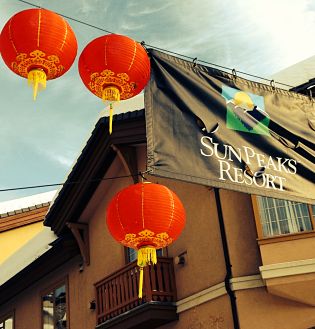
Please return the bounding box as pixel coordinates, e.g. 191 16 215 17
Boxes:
0 107 315 329
0 191 56 264
0 191 56 329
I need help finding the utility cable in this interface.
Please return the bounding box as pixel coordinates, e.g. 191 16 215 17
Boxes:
16 0 113 33
0 171 150 193
15 0 296 89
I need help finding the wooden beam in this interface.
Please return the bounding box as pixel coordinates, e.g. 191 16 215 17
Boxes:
111 145 139 183
66 223 90 266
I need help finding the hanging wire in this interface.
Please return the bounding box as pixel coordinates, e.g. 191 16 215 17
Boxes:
15 0 295 89
0 172 151 193
17 0 41 8
16 0 113 33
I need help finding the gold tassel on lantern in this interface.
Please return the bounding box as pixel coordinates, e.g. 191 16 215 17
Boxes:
28 69 47 100
102 86 120 134
137 246 157 299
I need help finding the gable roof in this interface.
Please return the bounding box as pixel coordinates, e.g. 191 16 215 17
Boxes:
0 102 145 306
0 190 78 306
44 109 146 235
0 231 78 306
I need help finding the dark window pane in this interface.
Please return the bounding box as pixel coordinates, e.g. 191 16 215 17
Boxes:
42 284 66 329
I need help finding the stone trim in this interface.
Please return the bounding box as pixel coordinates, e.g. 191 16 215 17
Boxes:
260 258 315 279
230 274 264 291
176 274 265 313
176 282 226 313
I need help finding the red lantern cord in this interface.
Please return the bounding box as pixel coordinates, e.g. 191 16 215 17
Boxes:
106 182 186 298
0 8 78 100
78 34 150 134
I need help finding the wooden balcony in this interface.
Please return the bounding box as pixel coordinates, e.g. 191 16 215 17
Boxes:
95 257 178 329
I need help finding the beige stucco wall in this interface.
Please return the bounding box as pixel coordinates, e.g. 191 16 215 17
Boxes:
160 295 234 329
73 145 231 327
150 176 227 300
2 145 315 329
219 189 262 277
237 287 315 329
79 145 229 301
260 237 315 265
0 257 78 329
0 146 231 328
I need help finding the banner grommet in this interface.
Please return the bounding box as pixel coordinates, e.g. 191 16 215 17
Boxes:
270 79 276 91
232 69 237 81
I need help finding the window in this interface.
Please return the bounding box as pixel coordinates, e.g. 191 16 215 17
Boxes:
254 196 315 238
126 247 163 263
0 314 13 329
42 283 67 329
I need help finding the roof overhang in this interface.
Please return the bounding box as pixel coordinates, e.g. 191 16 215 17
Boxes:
0 234 79 305
44 110 146 235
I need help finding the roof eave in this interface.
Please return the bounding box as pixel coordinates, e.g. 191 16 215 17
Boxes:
44 110 146 235
0 235 79 305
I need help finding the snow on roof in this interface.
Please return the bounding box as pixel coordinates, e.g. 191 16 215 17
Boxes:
0 190 57 216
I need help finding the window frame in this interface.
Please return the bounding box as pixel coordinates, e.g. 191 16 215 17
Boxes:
251 195 315 241
40 278 69 329
0 311 14 329
124 247 167 264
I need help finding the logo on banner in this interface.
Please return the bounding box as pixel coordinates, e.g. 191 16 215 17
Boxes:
200 86 296 192
222 85 270 135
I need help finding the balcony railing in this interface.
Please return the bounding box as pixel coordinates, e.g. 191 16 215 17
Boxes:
95 257 177 326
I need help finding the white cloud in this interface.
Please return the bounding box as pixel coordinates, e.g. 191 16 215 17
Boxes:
48 153 74 168
78 0 94 15
127 2 173 16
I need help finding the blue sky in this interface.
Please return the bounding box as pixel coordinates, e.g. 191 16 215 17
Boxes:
0 0 314 201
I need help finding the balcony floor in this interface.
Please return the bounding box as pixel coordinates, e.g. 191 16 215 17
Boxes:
95 301 178 329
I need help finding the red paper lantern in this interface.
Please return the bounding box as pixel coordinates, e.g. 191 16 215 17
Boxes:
0 8 78 100
78 33 150 133
106 182 186 297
